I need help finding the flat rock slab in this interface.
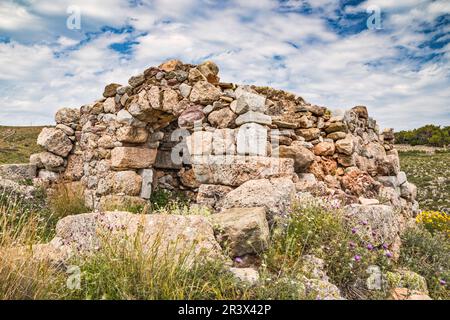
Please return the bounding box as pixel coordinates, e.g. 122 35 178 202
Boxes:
0 163 37 180
191 155 294 187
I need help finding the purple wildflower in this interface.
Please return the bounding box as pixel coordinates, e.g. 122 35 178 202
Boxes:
382 243 388 250
351 227 357 234
362 221 368 226
349 241 356 248
439 279 446 286
354 255 361 262
234 257 243 264
385 251 393 258
367 244 374 251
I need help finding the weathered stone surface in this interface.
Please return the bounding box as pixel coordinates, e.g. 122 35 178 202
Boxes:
117 126 149 143
387 269 428 294
186 131 213 156
390 288 432 300
211 207 269 257
277 141 315 172
116 109 146 127
190 81 222 105
229 268 259 284
235 111 272 126
159 59 183 72
313 141 335 156
111 147 157 169
64 154 84 181
197 184 233 208
179 83 192 98
55 108 80 125
236 123 267 156
296 128 321 141
128 73 145 87
208 107 237 128
192 156 294 187
154 150 183 170
178 168 200 188
212 128 236 155
37 128 73 157
36 152 64 171
400 182 417 201
178 105 205 128
335 138 354 155
341 169 380 198
344 204 400 248
139 169 154 199
324 122 347 134
235 91 266 114
162 88 179 113
219 177 295 218
0 163 37 180
38 170 59 182
197 61 220 84
56 124 75 136
113 171 142 196
103 83 121 98
327 131 347 140
49 212 224 264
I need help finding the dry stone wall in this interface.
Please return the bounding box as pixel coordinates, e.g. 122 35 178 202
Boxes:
28 59 418 223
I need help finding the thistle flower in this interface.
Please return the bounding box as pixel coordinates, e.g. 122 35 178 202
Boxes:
354 255 361 262
439 279 446 286
385 251 393 258
367 244 374 251
351 227 357 234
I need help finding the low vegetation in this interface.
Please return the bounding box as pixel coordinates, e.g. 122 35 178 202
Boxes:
0 185 448 300
395 125 450 147
399 150 450 213
0 126 44 165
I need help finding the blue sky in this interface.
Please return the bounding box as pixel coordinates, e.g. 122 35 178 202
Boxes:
0 0 449 130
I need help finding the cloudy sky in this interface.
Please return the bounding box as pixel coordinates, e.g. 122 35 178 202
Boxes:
0 0 449 130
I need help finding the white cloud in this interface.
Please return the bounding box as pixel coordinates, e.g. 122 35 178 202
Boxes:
0 0 448 130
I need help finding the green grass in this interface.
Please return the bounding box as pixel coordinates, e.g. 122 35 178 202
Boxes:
0 126 44 164
399 150 450 213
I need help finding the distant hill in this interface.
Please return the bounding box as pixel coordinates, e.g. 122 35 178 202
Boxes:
0 126 45 164
395 125 450 147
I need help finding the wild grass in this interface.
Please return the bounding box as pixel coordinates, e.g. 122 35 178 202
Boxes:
48 182 89 220
0 126 44 165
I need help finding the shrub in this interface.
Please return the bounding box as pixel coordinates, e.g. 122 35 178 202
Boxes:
416 211 450 237
263 198 391 299
399 226 449 299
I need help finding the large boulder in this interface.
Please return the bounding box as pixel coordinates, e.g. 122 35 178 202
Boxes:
113 171 142 196
210 207 269 257
30 152 64 171
44 212 225 265
191 156 294 187
219 177 295 218
37 128 73 157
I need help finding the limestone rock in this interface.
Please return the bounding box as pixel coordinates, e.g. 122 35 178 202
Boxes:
37 152 64 171
111 147 157 169
0 163 37 180
235 111 272 126
296 128 321 141
50 212 224 264
162 88 179 113
37 128 73 157
186 131 213 156
208 107 237 128
197 61 220 84
219 177 295 218
235 91 266 114
116 109 146 127
344 204 400 248
103 83 121 98
139 168 154 199
212 128 236 155
277 141 315 172
55 108 80 125
192 156 294 187
335 138 354 155
189 81 222 105
113 171 142 196
236 123 267 156
229 268 259 285
197 184 233 208
211 207 269 256
179 83 192 98
117 126 149 143
159 59 183 72
313 141 335 156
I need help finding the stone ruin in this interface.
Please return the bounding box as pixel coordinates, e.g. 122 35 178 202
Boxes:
28 59 417 210
0 59 420 260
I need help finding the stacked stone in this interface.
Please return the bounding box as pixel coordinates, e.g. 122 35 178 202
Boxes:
30 108 80 183
29 59 418 225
